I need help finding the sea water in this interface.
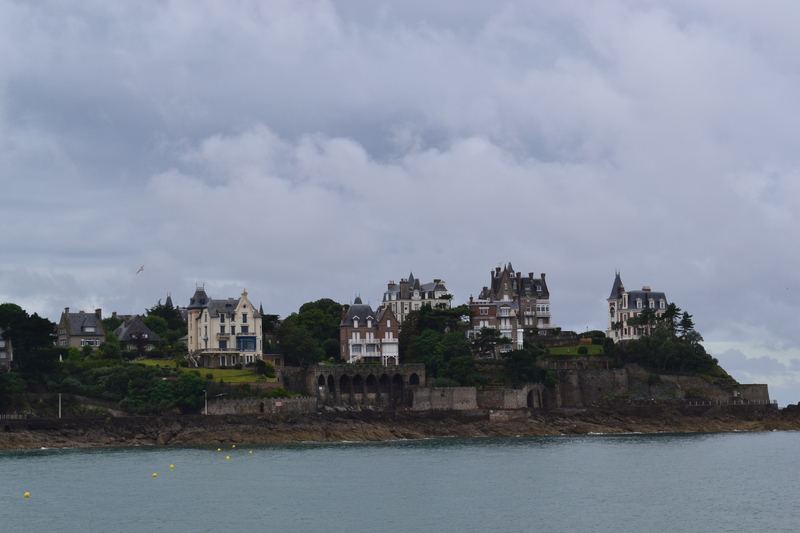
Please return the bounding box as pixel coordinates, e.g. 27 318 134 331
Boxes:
1 431 799 532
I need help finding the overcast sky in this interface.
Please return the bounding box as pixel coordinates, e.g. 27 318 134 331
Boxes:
2 1 800 405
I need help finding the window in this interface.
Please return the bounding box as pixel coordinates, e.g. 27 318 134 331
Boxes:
501 307 510 316
59 340 66 346
220 326 225 334
0 340 4 348
245 355 253 364
367 319 372 328
414 303 419 310
353 318 359 328
220 355 227 366
80 339 100 347
84 326 95 333
387 319 391 327
241 326 249 334
649 300 655 309
660 300 666 310
236 336 256 351
220 315 225 323
366 344 376 353
385 331 394 339
231 326 236 335
219 340 227 349
637 299 642 309
610 306 615 317
242 313 247 323
351 331 360 341
480 308 489 315
351 345 362 354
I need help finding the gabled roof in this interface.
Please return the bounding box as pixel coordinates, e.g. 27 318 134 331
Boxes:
62 311 105 337
114 315 160 342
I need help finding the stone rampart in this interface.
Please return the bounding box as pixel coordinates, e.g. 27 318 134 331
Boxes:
411 387 477 411
206 397 315 415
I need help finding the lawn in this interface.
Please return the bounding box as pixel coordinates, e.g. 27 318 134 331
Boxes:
134 359 276 383
547 344 605 356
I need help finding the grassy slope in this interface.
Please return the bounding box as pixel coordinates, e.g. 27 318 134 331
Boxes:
135 359 276 383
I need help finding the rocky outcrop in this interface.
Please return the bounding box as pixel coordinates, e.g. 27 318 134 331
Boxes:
0 405 796 450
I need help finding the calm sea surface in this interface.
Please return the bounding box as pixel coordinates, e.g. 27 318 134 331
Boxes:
1 431 799 532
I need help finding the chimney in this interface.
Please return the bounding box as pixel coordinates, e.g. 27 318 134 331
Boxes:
341 306 347 323
65 307 70 314
529 272 534 280
495 267 501 275
112 312 117 319
95 308 102 320
642 286 651 292
400 279 410 300
469 295 473 304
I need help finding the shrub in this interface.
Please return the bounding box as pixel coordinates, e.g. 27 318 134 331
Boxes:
577 346 588 355
647 373 662 385
265 387 290 398
205 373 214 380
255 359 276 378
431 378 460 387
179 360 189 367
233 363 243 370
544 371 559 387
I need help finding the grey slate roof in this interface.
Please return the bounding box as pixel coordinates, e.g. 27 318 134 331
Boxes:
114 315 160 342
65 312 105 336
341 297 375 326
608 273 667 306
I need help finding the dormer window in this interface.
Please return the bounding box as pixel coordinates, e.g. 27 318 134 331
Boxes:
660 300 666 310
220 314 225 323
353 317 359 328
501 308 510 317
367 318 373 328
637 299 642 309
610 306 615 317
649 300 655 309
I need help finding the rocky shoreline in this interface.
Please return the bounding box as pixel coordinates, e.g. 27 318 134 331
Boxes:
2 405 799 450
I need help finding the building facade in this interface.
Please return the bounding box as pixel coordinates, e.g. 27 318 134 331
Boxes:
606 272 668 343
55 308 106 349
467 263 557 357
185 287 264 368
339 297 400 365
0 328 12 371
381 273 450 324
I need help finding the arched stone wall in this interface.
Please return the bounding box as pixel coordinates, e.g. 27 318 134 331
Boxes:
305 364 425 409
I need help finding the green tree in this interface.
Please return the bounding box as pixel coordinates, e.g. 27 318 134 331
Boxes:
276 321 324 368
0 303 56 377
101 316 123 334
97 332 122 360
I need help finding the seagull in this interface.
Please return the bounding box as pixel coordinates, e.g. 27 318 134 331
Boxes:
136 265 145 274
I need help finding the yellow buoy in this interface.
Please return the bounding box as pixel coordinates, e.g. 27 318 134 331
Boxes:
23 492 30 498
232 445 236 448
217 448 221 451
152 473 157 477
226 456 230 460
249 451 253 454
169 465 174 469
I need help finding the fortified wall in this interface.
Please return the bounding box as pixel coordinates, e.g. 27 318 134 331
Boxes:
288 364 426 409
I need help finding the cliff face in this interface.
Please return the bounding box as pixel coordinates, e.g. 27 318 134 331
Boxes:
0 406 796 450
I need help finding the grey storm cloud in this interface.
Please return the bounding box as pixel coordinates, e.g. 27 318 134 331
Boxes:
3 1 800 402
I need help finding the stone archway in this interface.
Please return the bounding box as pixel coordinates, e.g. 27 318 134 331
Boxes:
340 375 352 405
392 374 404 407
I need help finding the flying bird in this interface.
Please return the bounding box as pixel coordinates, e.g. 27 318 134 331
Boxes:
136 265 145 274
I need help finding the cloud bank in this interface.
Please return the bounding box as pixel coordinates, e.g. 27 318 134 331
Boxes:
2 1 800 401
